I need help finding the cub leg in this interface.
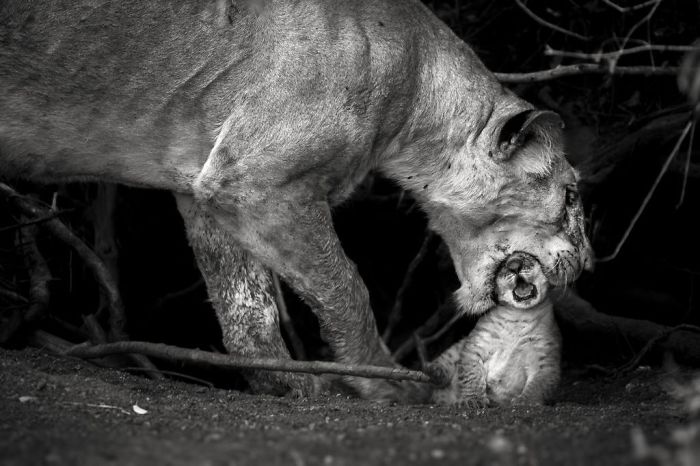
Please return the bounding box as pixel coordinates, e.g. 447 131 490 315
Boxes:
175 194 317 397
455 352 489 409
516 364 560 405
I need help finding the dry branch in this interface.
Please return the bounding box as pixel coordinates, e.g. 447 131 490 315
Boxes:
602 0 658 13
0 225 50 343
618 0 663 54
22 226 51 323
513 0 590 41
544 44 696 61
65 341 433 383
383 232 434 343
596 119 693 262
28 329 74 354
495 64 678 83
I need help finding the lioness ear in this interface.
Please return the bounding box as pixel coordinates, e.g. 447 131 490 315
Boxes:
492 110 564 162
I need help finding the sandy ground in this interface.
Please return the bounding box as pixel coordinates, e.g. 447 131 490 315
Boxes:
0 347 687 466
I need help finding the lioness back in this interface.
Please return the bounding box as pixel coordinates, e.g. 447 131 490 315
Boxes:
0 0 487 195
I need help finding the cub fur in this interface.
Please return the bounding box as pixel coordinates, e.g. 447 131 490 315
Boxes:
430 253 561 407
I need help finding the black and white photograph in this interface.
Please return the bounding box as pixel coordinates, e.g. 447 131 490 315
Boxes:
1 0 699 464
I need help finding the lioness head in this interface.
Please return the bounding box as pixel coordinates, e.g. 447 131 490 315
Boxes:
396 97 593 316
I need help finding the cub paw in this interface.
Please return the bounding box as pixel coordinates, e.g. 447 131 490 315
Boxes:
511 394 546 406
423 363 452 388
455 396 490 411
350 377 431 404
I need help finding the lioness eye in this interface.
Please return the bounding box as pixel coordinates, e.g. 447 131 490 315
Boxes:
565 187 578 206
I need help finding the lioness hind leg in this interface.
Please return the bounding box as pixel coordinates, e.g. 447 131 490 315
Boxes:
175 194 317 397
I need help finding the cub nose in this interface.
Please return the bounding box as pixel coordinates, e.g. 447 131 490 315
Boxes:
506 257 523 274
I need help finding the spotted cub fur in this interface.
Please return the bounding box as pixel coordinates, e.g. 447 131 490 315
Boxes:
429 253 561 407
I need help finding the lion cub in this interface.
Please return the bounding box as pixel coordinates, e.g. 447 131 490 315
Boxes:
429 253 561 407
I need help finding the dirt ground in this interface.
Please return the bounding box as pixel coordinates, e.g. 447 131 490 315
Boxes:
0 347 688 466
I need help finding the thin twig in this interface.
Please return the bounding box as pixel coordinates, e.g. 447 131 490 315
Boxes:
392 299 459 362
382 232 433 343
618 0 663 55
0 210 74 234
22 225 51 323
121 367 215 388
28 329 73 353
514 0 590 41
155 279 205 309
420 313 463 347
65 341 432 383
676 119 697 209
82 314 109 344
544 44 696 61
597 119 693 262
272 273 306 360
0 288 27 303
59 401 132 416
495 64 678 83
601 0 659 13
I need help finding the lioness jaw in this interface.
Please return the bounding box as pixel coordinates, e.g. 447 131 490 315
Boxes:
0 0 591 397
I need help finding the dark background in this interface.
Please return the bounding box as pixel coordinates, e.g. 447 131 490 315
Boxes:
1 0 699 378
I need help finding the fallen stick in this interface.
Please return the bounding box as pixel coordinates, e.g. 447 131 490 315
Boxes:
65 341 433 383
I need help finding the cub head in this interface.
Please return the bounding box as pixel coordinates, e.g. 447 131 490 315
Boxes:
418 100 593 315
495 252 549 310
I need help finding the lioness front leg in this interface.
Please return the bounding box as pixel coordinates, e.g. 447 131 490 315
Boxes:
175 195 317 397
196 185 418 399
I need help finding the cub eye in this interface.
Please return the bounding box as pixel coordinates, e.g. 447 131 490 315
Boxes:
565 186 578 206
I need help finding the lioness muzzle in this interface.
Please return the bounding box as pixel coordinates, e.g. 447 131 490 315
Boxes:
0 0 592 399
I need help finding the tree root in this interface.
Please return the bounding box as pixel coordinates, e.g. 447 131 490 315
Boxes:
553 289 700 368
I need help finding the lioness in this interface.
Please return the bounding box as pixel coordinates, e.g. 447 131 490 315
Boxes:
0 0 592 399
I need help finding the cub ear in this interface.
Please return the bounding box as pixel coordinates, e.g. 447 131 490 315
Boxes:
492 109 564 162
